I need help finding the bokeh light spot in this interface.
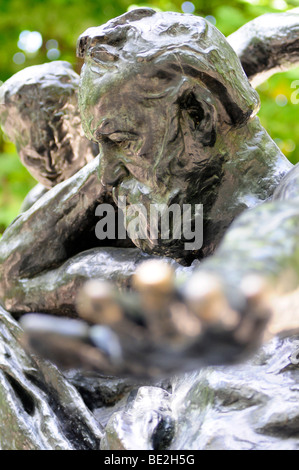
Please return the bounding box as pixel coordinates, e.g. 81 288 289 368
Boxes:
285 139 296 153
46 39 58 50
13 52 26 65
18 31 42 54
274 138 283 148
181 2 195 14
47 48 61 60
272 0 287 10
205 15 216 25
275 94 288 107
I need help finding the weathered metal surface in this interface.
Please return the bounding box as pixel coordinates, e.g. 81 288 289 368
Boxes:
228 11 299 87
2 300 299 450
90 335 299 450
0 61 97 188
78 9 290 261
0 8 299 450
169 334 299 450
0 306 102 449
0 10 293 322
20 184 48 212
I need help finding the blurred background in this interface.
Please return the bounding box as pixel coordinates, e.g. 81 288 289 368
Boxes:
0 0 299 235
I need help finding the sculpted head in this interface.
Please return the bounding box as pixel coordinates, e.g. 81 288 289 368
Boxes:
0 61 96 188
77 9 261 258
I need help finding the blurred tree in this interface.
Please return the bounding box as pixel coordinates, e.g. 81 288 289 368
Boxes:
0 0 299 234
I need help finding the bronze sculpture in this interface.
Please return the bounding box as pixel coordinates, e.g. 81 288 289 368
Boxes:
0 8 297 361
0 8 299 449
0 61 97 188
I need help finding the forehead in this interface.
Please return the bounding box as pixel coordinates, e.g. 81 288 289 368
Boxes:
1 62 78 126
81 56 186 108
78 12 208 63
78 12 222 101
78 10 260 125
3 62 78 96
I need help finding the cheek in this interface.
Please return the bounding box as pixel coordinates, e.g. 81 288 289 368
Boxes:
15 127 31 149
19 153 50 186
20 150 43 170
143 104 175 143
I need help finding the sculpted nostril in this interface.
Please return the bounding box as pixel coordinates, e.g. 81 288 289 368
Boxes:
97 119 117 136
101 164 129 187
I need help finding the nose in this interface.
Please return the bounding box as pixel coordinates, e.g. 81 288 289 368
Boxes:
100 153 128 187
97 118 118 136
44 151 56 173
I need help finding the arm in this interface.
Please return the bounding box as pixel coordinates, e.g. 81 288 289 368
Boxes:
228 11 299 86
17 170 299 376
20 184 49 212
198 198 299 292
183 167 299 350
4 246 151 316
0 155 105 309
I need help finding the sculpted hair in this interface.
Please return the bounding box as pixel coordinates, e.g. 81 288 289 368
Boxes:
0 61 79 146
77 8 260 127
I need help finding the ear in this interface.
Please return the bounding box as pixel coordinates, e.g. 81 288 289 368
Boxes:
179 89 217 147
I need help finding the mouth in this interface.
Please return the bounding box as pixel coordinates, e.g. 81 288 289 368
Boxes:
42 171 63 187
45 171 62 181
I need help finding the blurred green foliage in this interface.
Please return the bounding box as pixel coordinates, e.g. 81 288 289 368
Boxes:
0 0 299 234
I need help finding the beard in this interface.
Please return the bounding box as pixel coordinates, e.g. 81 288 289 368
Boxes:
113 176 203 264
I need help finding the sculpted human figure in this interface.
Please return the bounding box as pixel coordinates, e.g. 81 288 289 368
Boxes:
0 61 98 210
0 9 299 374
1 8 299 451
76 8 291 261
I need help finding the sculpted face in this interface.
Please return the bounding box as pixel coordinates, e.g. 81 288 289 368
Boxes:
80 58 217 257
78 9 261 258
0 62 96 188
80 57 192 181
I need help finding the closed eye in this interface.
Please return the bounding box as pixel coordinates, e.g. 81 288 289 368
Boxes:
108 132 138 143
153 70 174 81
96 131 138 144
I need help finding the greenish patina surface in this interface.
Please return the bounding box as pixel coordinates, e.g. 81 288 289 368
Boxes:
0 9 299 449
